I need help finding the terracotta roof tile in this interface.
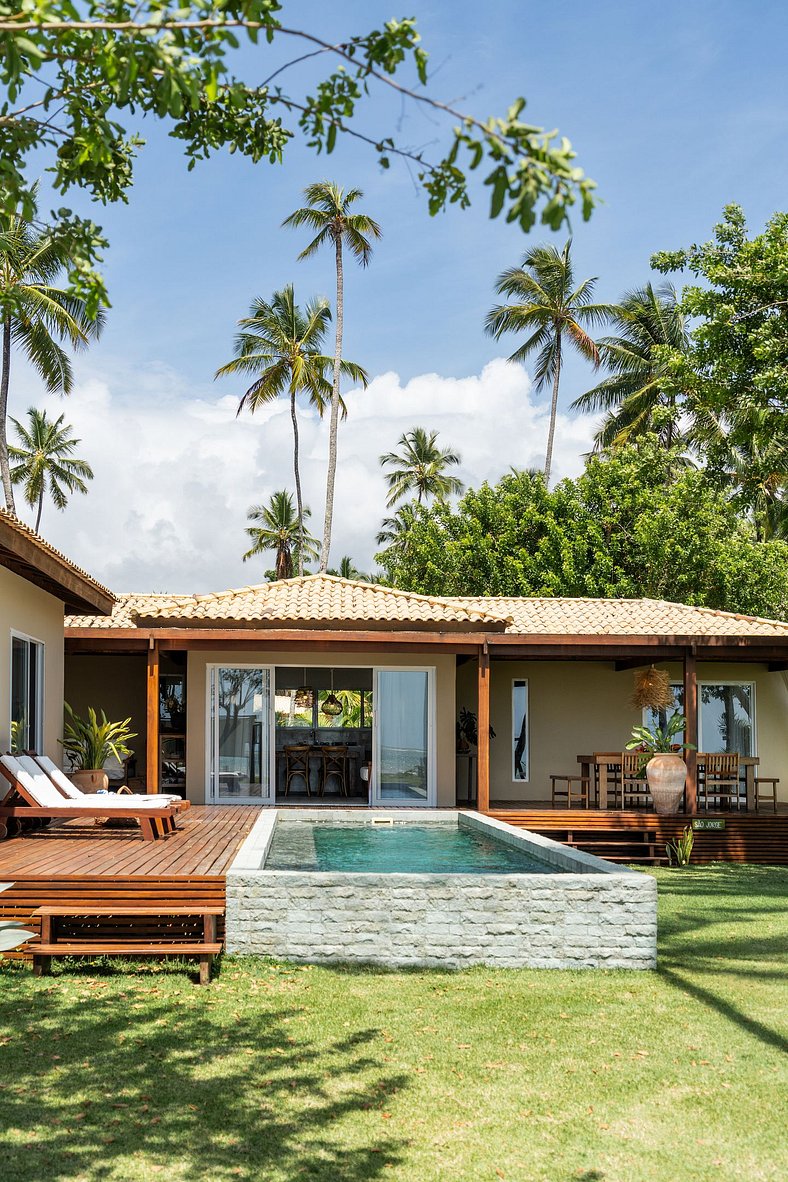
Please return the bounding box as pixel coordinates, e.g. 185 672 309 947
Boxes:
130 575 509 629
64 576 788 640
454 596 788 639
0 508 114 609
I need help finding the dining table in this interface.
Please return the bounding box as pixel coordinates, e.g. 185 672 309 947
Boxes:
575 752 760 810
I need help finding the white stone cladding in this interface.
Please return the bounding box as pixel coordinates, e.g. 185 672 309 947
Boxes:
225 810 657 970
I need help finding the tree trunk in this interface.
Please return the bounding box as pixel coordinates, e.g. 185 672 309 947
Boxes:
319 235 344 573
0 316 16 513
290 388 304 577
543 329 562 485
35 486 44 533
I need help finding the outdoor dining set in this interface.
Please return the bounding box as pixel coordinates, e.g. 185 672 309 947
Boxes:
550 752 779 812
279 743 365 798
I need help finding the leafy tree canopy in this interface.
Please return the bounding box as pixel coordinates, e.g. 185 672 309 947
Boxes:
0 3 597 313
652 205 788 532
376 440 788 619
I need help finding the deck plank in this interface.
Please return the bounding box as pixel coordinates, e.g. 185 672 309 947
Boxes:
0 806 260 957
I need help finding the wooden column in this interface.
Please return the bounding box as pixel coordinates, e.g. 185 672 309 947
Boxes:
477 647 490 813
683 647 698 814
146 641 160 793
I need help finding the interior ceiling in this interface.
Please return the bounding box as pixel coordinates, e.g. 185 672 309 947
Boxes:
275 666 374 692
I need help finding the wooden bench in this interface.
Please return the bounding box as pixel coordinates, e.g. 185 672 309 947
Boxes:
32 905 224 985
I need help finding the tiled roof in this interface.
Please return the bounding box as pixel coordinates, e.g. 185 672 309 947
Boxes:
67 576 510 630
455 596 788 639
64 576 788 640
0 508 114 613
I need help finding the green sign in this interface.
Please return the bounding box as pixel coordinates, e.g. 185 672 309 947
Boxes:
692 819 726 831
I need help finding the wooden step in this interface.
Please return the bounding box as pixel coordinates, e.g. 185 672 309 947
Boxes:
34 942 222 955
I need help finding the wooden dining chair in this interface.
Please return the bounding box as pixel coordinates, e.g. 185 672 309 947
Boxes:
319 745 349 797
620 752 651 810
701 753 742 811
283 745 312 797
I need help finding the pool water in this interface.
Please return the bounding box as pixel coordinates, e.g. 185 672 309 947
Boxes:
265 822 558 874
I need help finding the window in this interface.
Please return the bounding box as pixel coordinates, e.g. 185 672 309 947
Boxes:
274 672 373 730
512 679 528 781
644 682 755 756
10 633 44 752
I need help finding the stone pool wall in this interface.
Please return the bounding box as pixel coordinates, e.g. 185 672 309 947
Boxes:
225 811 657 970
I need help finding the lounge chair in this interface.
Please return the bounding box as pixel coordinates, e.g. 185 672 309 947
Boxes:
29 755 190 812
0 755 178 842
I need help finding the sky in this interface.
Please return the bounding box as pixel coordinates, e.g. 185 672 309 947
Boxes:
8 1 788 591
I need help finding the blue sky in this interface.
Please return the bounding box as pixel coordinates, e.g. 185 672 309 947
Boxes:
12 1 788 589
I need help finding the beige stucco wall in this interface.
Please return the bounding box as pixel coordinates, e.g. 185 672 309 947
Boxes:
64 653 149 777
0 564 65 759
456 658 788 803
185 649 457 806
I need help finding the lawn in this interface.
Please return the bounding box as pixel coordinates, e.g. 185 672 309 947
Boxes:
0 864 786 1182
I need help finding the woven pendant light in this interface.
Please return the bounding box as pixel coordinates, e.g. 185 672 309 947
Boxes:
631 666 673 710
321 668 343 717
294 668 313 711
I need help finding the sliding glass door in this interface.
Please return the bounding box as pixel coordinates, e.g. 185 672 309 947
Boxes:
372 668 435 806
208 665 273 803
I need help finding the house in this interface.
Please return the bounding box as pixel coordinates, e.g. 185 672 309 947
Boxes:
63 574 788 811
0 509 114 759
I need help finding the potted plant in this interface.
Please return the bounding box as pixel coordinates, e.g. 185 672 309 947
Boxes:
60 703 137 793
456 707 496 754
626 712 695 815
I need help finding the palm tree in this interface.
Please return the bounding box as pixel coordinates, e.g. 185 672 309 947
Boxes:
242 490 320 579
327 555 368 580
0 206 104 512
8 407 93 531
216 285 367 575
570 284 690 450
485 241 611 484
283 182 381 571
379 427 464 508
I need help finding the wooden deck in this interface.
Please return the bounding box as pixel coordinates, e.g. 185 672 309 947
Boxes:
489 806 788 864
0 805 260 955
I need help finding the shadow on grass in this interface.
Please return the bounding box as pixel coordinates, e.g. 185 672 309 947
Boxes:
659 965 788 1055
0 962 409 1182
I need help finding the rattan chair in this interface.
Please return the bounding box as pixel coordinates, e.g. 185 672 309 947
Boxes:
283 745 312 797
701 753 742 811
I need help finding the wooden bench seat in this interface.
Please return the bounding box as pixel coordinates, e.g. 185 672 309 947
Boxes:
33 904 224 985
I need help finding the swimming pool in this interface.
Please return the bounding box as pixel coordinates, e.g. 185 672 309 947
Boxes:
265 820 559 875
225 810 657 970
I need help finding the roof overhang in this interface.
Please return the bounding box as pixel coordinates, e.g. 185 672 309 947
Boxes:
0 515 114 615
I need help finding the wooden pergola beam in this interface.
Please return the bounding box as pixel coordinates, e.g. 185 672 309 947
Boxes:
146 641 160 793
683 648 698 814
477 646 490 813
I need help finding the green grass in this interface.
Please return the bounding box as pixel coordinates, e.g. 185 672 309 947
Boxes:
1 864 786 1182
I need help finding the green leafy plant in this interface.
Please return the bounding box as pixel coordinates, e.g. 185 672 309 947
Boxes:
60 703 136 771
666 825 695 867
9 717 25 754
626 712 695 774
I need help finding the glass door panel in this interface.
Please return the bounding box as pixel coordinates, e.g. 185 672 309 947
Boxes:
372 669 433 805
210 666 272 802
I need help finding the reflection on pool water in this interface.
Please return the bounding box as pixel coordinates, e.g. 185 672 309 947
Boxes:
265 821 559 874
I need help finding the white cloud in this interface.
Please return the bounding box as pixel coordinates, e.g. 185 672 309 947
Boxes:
8 357 598 592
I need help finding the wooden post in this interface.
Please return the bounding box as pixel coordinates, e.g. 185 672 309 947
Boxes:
146 641 160 793
477 646 490 813
683 647 698 814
